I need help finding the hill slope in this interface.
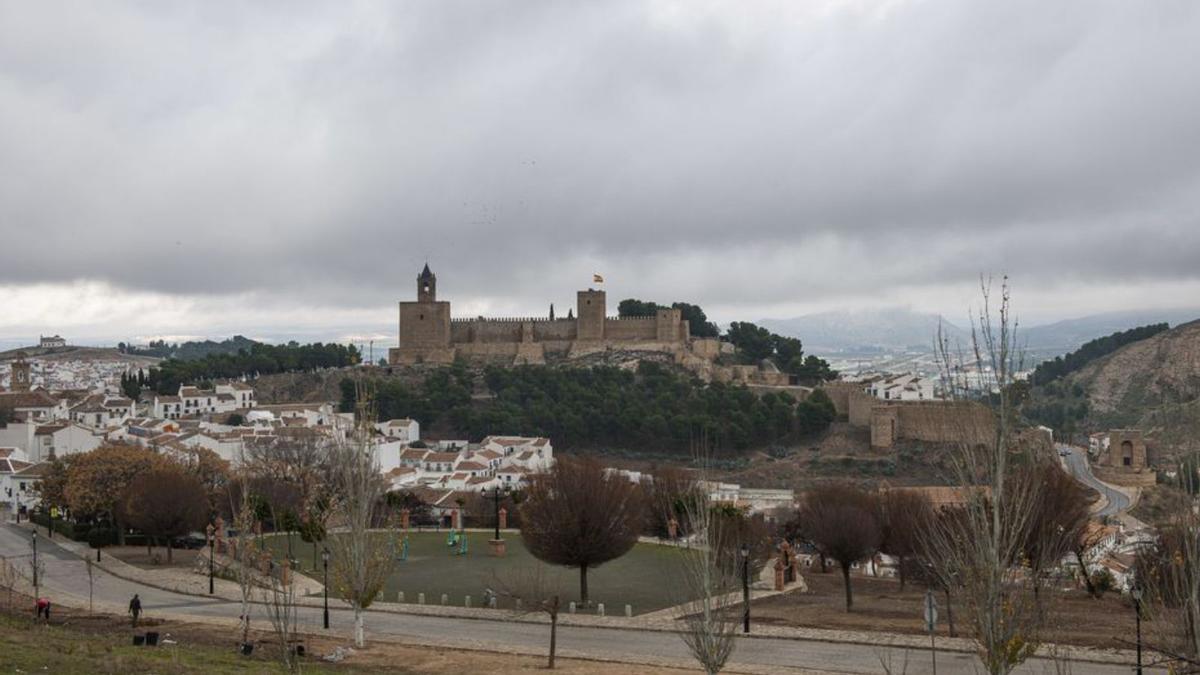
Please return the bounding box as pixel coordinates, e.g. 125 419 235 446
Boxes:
1032 320 1200 447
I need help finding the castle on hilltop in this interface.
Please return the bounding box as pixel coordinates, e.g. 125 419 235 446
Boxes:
388 264 718 366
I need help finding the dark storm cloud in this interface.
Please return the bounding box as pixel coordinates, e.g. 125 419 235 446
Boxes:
1 0 1199 325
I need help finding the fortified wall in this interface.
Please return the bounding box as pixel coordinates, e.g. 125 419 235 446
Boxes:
389 265 703 367
819 380 997 449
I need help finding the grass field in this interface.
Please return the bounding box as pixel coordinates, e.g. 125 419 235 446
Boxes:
267 531 694 615
0 597 690 674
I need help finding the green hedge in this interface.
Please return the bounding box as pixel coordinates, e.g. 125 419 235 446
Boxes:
28 513 90 540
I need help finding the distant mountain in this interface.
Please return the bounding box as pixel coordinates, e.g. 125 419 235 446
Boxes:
1022 309 1200 353
758 309 967 354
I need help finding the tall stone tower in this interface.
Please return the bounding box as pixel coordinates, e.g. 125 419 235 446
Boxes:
576 289 606 341
10 352 31 392
393 263 452 363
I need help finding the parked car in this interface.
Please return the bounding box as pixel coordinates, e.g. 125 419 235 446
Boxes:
171 532 207 549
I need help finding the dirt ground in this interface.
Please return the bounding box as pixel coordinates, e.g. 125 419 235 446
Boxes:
752 570 1142 650
108 544 202 569
0 589 690 674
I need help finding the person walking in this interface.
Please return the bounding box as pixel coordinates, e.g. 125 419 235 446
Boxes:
128 594 142 628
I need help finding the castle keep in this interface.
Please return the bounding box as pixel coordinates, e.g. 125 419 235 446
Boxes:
389 265 696 366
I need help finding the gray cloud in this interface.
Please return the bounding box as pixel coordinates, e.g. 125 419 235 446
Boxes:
1 1 1199 339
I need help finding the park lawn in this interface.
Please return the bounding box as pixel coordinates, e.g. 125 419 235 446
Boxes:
268 531 694 615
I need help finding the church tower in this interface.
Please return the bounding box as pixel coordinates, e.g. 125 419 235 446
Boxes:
392 263 452 364
10 352 31 392
418 263 437 303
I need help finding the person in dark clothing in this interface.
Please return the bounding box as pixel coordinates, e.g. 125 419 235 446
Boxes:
129 594 142 627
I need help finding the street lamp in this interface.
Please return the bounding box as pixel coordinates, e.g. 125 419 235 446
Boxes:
492 486 502 542
206 523 216 595
740 543 750 634
1132 585 1144 675
321 547 331 630
31 529 38 598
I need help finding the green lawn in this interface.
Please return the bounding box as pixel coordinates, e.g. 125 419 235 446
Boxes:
267 531 694 615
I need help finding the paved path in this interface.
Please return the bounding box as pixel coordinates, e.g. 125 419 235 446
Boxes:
0 524 1157 674
1059 444 1130 517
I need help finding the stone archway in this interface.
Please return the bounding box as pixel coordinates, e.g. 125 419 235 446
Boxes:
1121 440 1134 467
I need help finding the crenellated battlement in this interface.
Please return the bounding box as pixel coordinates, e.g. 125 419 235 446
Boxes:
451 316 572 324
392 266 692 366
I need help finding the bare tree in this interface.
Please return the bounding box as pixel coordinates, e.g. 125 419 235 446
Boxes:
1021 464 1091 598
261 557 301 673
924 276 1044 674
520 456 644 607
674 479 740 675
876 488 934 591
1135 463 1200 673
0 555 16 610
495 563 564 669
328 384 395 648
226 469 261 649
797 482 881 610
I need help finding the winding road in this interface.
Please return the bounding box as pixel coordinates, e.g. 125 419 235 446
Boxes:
0 523 1154 674
1058 444 1130 517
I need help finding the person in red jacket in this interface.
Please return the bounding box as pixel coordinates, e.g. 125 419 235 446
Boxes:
35 597 50 622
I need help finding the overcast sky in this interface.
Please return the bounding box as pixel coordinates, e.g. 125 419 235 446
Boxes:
2 1 1199 347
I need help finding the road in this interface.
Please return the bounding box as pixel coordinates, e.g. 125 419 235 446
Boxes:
0 524 1154 674
1059 444 1130 517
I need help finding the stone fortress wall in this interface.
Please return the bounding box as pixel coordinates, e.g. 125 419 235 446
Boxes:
389 266 703 368
821 380 1000 450
388 266 829 392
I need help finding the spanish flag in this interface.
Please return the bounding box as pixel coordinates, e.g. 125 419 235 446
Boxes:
593 273 604 284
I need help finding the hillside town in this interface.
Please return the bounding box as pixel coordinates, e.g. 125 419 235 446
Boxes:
6 3 1200 674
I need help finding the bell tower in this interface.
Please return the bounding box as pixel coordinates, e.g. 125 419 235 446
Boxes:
10 352 31 392
417 263 437 303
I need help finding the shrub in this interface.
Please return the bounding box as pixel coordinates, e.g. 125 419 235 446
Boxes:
1089 568 1116 596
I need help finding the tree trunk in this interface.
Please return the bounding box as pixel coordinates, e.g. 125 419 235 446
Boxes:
354 606 365 647
841 563 853 610
944 587 955 637
549 610 558 669
898 554 906 591
1075 549 1097 597
580 565 589 607
819 554 828 573
116 515 126 546
166 540 173 563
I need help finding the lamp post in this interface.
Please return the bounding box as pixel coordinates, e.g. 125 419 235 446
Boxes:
31 529 38 598
493 486 501 541
321 547 330 630
1132 586 1144 675
740 543 750 634
206 523 215 595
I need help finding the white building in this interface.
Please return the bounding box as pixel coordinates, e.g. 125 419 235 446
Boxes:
861 373 937 401
0 390 68 422
31 422 104 462
39 335 66 349
375 418 420 443
215 382 256 409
